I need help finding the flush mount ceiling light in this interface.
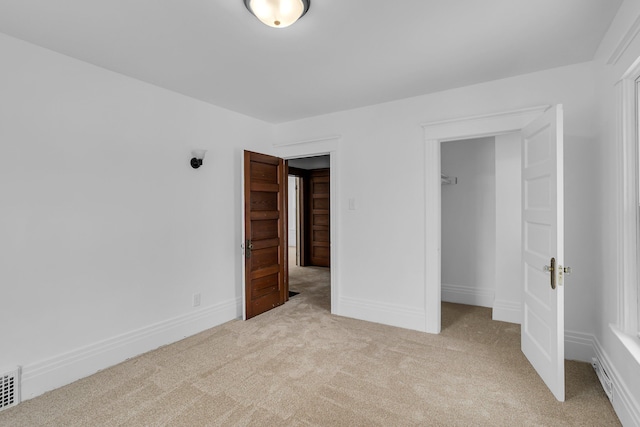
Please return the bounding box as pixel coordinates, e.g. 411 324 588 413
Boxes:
244 0 310 28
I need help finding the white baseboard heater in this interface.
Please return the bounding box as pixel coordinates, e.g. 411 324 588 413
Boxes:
592 357 613 403
0 367 21 412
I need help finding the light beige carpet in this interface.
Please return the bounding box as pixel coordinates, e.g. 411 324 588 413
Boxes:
0 256 620 426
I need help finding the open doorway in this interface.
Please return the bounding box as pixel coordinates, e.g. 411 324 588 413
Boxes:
440 133 522 324
439 132 524 366
424 105 566 401
440 136 497 312
262 134 339 313
243 136 340 319
286 155 331 311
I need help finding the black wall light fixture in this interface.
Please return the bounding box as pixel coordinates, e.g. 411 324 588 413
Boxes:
244 0 310 28
191 149 207 169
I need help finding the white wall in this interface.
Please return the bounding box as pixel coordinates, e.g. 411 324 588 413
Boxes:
493 133 523 324
441 137 496 308
276 61 598 343
0 33 274 399
4 14 637 421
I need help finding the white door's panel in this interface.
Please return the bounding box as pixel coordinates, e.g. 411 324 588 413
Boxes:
521 105 565 402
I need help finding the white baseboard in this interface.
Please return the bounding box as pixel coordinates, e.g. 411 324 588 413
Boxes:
441 283 494 308
564 330 595 362
338 296 426 332
492 299 521 324
21 297 240 401
593 334 640 427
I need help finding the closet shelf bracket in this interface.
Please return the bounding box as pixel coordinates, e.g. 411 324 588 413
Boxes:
441 173 457 185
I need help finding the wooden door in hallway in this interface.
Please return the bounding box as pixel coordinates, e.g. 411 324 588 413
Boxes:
308 169 330 267
243 151 287 319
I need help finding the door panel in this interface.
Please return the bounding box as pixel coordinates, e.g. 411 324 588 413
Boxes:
244 151 287 319
521 105 564 401
308 169 330 267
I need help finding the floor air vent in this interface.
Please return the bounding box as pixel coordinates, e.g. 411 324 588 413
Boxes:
0 367 21 411
592 357 613 403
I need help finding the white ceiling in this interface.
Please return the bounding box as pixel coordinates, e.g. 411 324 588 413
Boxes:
0 0 622 123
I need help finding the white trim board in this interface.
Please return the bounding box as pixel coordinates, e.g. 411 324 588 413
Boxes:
338 296 426 332
420 106 549 141
492 300 521 324
422 106 549 334
564 330 596 363
273 134 342 148
614 68 640 337
594 334 640 427
441 283 494 308
21 298 239 401
560 330 639 425
607 13 640 66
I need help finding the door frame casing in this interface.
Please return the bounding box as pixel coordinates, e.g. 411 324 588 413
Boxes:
273 135 340 314
421 106 549 333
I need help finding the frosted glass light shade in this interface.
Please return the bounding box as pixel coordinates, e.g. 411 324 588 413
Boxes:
245 0 310 28
190 149 207 169
192 149 207 159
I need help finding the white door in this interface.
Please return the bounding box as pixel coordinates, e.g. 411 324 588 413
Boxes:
521 105 565 401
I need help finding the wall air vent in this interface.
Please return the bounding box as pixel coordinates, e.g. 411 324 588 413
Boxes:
0 367 21 411
592 357 613 403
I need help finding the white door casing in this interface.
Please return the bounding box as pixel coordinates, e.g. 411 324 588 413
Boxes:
422 105 550 333
273 135 340 314
422 104 565 401
520 105 565 401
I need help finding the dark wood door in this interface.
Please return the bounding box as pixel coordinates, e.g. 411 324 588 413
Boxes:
308 169 330 267
244 151 287 319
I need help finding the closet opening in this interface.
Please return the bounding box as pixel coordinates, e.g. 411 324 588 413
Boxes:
440 133 522 326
